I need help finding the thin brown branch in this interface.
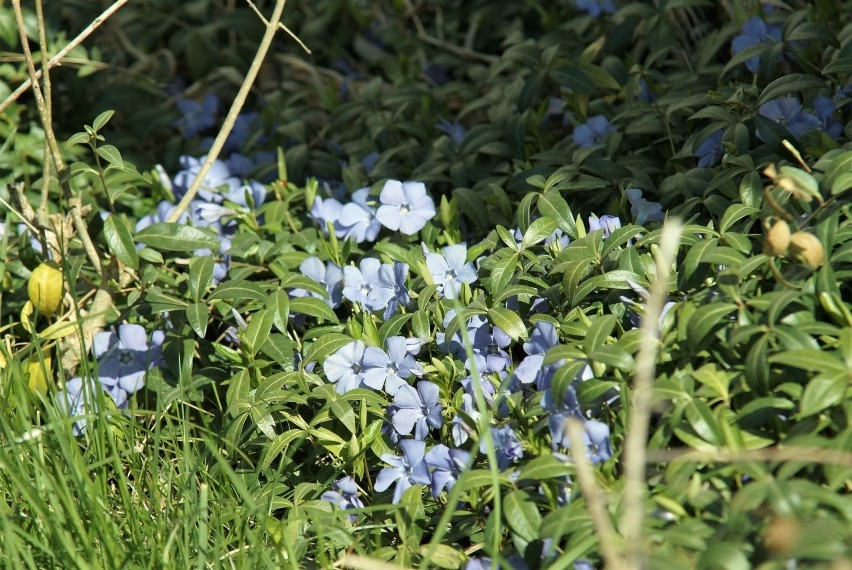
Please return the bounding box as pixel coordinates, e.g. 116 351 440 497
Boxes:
0 0 129 114
167 0 294 223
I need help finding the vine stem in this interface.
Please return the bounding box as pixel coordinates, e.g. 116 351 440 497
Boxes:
167 0 296 223
622 219 683 569
0 0 129 114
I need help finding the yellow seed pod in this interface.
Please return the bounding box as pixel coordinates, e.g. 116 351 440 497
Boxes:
27 262 64 317
789 231 825 268
763 219 791 256
26 348 52 395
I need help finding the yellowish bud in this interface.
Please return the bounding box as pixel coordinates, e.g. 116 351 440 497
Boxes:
789 231 825 268
27 262 64 317
763 219 791 256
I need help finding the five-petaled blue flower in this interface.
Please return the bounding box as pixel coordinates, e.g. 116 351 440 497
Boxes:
94 324 165 394
588 214 622 238
376 180 436 235
759 97 821 140
482 425 523 470
425 444 471 498
575 0 617 17
343 258 397 312
338 187 382 243
324 340 375 393
388 381 443 440
426 243 478 300
573 115 617 148
731 17 783 73
361 336 423 396
321 476 365 521
626 188 664 226
695 129 725 168
290 256 344 309
173 93 218 137
374 439 432 504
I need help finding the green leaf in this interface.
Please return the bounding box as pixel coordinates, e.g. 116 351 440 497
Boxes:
378 313 414 346
188 256 214 302
91 110 115 132
538 190 577 238
96 144 124 169
270 290 290 333
135 222 218 252
208 280 269 302
490 252 518 293
289 296 339 323
487 307 528 341
103 216 138 270
185 302 209 337
521 216 558 249
303 333 352 364
798 372 848 417
768 349 847 374
330 400 357 434
571 270 644 306
757 74 827 105
503 490 541 543
719 204 759 234
583 314 616 353
517 456 573 481
686 303 737 352
226 369 251 414
242 309 274 358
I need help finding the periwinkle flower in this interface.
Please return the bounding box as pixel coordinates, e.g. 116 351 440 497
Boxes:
388 381 443 440
813 96 843 139
361 336 422 395
324 340 371 394
172 155 242 203
56 376 101 436
482 425 523 470
290 256 344 309
731 17 783 73
374 439 432 504
513 321 561 390
321 476 364 520
759 97 821 140
338 187 381 243
384 261 410 320
94 324 164 394
588 214 622 238
625 188 664 225
309 196 344 237
173 93 218 137
575 0 617 17
573 115 616 148
426 243 478 300
436 118 467 145
695 129 724 167
342 258 396 312
451 393 480 446
376 180 436 235
425 444 471 498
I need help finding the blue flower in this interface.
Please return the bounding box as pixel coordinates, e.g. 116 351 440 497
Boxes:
172 155 242 203
513 322 561 390
575 0 617 17
573 115 616 148
388 381 443 440
695 129 724 167
384 261 410 320
451 393 479 446
814 96 843 139
289 256 344 309
374 439 432 504
425 444 471 498
482 425 523 470
731 17 783 73
361 336 423 396
173 93 218 137
759 97 821 140
376 180 436 235
588 214 622 238
625 188 664 225
543 389 612 463
321 476 364 520
342 258 396 312
436 118 467 145
56 376 101 436
425 243 478 300
338 188 381 243
93 324 164 394
309 196 345 237
323 340 372 394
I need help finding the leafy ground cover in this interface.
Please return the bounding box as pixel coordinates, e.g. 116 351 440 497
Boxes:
1 0 851 568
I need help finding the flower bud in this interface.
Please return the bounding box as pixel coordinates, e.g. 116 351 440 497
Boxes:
763 219 791 256
789 231 825 268
27 262 64 316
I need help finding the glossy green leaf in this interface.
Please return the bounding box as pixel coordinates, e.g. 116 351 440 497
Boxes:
135 222 219 252
103 215 139 270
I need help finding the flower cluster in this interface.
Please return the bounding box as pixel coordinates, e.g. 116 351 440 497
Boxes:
759 96 844 140
137 155 266 283
309 179 436 241
323 337 423 395
57 324 164 435
375 439 473 503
